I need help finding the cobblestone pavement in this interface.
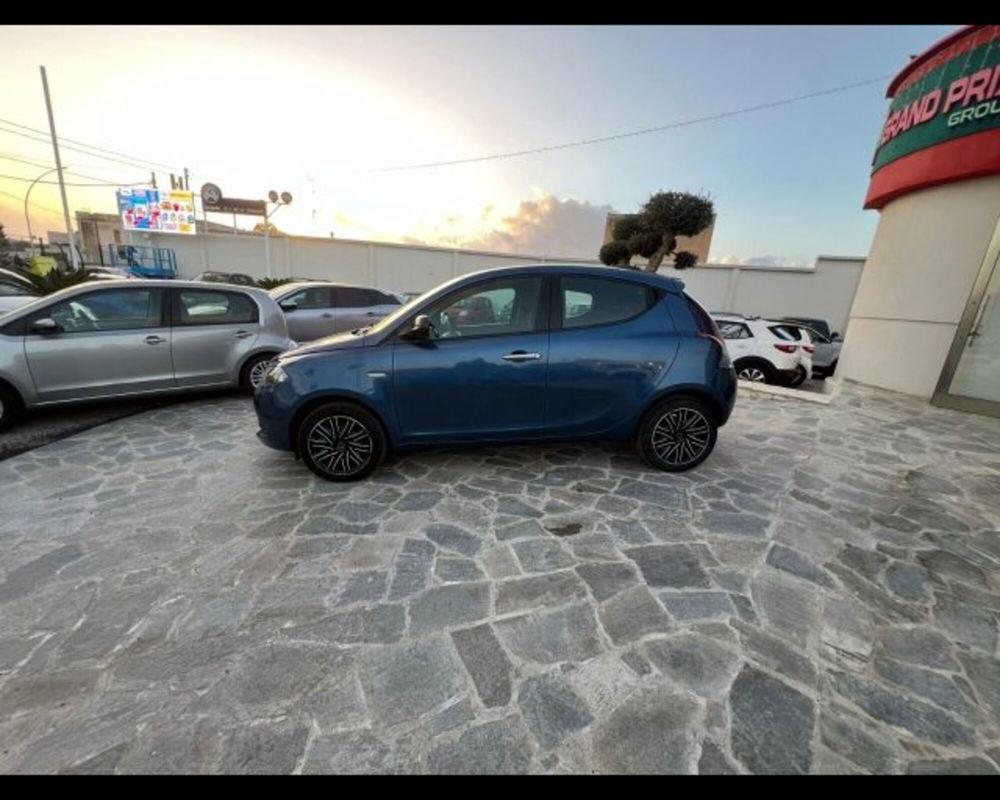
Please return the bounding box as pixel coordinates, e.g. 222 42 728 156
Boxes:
0 381 998 774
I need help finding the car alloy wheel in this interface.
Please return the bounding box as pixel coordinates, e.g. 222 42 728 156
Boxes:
651 406 712 466
249 357 275 390
738 366 767 382
306 414 375 478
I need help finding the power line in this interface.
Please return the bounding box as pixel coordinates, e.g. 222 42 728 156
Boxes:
0 188 64 217
0 173 145 188
0 152 145 185
0 116 181 172
367 73 894 173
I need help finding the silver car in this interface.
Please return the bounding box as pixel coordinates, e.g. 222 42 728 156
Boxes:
0 269 39 316
271 282 401 341
0 279 294 430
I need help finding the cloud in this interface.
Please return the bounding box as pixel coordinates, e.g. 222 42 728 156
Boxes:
402 190 613 259
716 253 811 268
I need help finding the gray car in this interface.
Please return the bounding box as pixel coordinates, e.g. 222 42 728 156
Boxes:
0 269 39 316
770 322 842 378
271 282 401 341
0 279 294 430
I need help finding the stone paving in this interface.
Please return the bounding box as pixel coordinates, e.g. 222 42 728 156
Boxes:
0 381 998 774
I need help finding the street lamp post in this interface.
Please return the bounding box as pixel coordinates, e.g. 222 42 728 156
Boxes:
263 190 292 279
24 166 60 253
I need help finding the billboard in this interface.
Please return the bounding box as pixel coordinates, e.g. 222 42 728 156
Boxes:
117 187 197 235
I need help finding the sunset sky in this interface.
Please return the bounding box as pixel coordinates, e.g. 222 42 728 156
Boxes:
0 25 956 265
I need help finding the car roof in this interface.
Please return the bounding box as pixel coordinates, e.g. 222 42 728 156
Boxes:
268 280 386 294
435 263 687 294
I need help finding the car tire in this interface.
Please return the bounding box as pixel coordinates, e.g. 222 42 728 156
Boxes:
636 395 718 473
240 353 277 394
0 383 21 432
786 365 808 388
733 358 775 384
297 401 387 482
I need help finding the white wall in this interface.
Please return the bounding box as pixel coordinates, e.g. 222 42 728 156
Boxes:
138 229 864 332
839 174 1000 398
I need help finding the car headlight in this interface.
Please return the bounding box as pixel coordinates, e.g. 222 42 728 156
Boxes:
265 364 288 385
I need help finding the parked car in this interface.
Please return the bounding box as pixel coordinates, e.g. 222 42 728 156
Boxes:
192 271 258 287
767 322 813 387
255 264 737 481
781 316 838 342
772 322 841 379
0 280 295 430
270 282 402 342
712 313 805 386
0 269 39 316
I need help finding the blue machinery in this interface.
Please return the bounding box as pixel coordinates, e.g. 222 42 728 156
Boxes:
106 245 178 278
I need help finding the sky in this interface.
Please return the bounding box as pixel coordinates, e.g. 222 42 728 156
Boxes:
0 24 959 266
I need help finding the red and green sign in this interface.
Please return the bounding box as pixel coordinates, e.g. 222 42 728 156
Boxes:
865 26 1000 209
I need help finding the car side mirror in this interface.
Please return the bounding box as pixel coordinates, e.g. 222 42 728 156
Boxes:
279 301 298 313
32 318 61 335
401 314 433 341
831 332 841 341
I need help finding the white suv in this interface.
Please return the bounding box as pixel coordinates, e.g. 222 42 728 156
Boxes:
712 313 807 386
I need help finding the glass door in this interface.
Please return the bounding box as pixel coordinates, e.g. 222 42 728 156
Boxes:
933 217 1000 417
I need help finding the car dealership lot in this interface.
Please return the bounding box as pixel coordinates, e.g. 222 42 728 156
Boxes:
0 383 998 774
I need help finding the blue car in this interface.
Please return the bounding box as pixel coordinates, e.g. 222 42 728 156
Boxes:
254 264 737 481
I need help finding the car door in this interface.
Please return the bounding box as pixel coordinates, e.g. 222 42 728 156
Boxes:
546 275 678 437
391 275 549 443
334 287 384 333
278 286 335 341
170 288 260 387
23 286 173 402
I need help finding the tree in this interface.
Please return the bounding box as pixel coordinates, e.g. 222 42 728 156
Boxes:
599 191 714 272
0 223 15 270
253 221 284 236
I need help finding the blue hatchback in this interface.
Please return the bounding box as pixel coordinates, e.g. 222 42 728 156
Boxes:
254 264 737 481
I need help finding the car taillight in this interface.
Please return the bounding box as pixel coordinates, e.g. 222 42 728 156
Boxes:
802 344 815 354
774 343 797 353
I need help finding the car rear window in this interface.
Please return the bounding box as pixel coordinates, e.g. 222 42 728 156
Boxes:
560 276 657 329
177 289 258 325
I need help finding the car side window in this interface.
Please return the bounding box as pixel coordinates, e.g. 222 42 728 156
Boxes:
718 321 752 340
39 289 164 333
0 280 31 297
176 290 258 325
421 277 543 340
560 276 654 330
769 325 801 341
283 287 330 309
336 287 379 308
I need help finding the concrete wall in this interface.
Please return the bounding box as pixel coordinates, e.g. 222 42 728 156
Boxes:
839 174 1000 398
136 228 864 332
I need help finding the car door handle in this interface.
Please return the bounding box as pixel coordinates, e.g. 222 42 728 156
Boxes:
502 351 542 362
144 335 166 345
235 330 253 339
321 312 334 318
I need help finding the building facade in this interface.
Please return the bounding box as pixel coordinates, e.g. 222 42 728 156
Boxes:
839 24 1000 418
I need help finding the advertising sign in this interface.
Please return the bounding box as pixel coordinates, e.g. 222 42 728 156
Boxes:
117 187 197 235
865 25 1000 209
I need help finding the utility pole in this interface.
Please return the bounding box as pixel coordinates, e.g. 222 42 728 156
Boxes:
39 66 78 268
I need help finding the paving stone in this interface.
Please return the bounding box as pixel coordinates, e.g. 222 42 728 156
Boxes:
434 557 484 583
282 604 405 645
750 569 821 648
705 538 769 568
422 696 475 736
497 497 543 518
730 665 815 774
517 673 594 749
957 651 1000 723
609 518 653 545
828 670 975 748
885 563 930 602
658 591 733 621
873 658 977 718
819 594 875 672
387 540 434 601
933 593 998 653
766 544 836 588
625 544 711 588
574 562 639 602
511 539 574 573
907 757 998 775
409 583 490 634
732 619 817 688
303 730 412 775
616 479 686 508
495 519 547 541
697 511 770 538
395 490 444 511
451 624 513 708
219 718 310 774
876 626 959 671
837 544 889 583
592 686 700 774
597 586 672 645
495 571 588 615
917 549 987 587
424 524 483 557
818 704 897 774
644 633 740 697
0 668 100 717
495 603 603 664
621 647 652 676
698 740 739 775
57 742 131 775
478 544 521 579
360 636 465 727
826 562 925 624
563 652 642 717
426 718 532 775
336 570 388 605
0 545 85 602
